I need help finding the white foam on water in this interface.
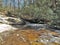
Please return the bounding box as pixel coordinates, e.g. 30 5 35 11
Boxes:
0 24 17 33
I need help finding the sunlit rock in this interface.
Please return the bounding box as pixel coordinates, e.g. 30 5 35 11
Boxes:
0 24 17 33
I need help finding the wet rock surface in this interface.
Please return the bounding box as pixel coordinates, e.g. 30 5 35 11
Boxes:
0 24 17 33
0 14 60 45
0 15 23 24
0 29 60 45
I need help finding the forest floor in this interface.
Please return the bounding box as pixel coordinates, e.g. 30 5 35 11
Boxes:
0 28 60 45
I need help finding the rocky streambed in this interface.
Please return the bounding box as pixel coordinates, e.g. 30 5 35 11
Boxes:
0 28 60 45
0 15 60 45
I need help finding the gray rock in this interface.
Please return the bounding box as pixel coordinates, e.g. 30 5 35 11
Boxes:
22 24 48 30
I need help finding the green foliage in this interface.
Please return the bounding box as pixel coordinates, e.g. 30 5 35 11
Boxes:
20 0 59 21
0 0 60 25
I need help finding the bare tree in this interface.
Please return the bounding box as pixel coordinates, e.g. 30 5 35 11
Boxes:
12 0 16 12
9 0 12 9
18 0 20 10
17 0 20 15
5 0 8 8
0 0 2 8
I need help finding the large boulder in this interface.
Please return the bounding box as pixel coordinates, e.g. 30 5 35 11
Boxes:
0 15 23 24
